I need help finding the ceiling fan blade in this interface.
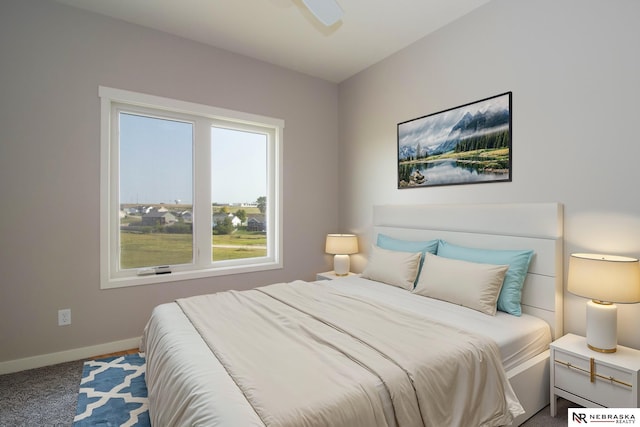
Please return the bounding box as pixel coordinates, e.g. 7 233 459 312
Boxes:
301 0 344 26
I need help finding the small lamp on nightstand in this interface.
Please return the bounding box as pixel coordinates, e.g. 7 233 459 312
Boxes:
325 234 358 276
568 253 640 353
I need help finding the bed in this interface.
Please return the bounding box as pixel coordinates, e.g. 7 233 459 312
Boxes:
141 202 563 426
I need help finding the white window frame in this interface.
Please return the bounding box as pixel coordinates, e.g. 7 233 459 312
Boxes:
99 86 283 289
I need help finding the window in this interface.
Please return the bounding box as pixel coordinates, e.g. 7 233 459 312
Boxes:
100 87 283 289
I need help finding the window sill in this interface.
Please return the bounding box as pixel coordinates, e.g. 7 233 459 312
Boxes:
101 261 283 289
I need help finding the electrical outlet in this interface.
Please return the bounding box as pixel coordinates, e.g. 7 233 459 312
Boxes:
58 309 71 326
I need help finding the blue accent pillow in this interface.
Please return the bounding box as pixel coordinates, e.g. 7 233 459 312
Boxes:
376 234 439 286
436 240 533 316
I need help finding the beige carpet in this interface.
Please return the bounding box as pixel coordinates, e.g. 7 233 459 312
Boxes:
522 397 573 427
0 360 84 426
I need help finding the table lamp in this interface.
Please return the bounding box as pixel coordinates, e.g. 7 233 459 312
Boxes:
325 234 358 276
567 253 640 353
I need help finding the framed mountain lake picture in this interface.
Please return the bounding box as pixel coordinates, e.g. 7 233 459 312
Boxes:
397 92 512 188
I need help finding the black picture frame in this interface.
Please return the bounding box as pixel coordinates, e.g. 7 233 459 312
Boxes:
397 92 512 188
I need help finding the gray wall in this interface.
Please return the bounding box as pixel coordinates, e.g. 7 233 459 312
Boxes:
0 0 339 363
338 0 640 348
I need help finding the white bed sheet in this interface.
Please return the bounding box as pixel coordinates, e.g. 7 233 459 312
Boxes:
324 276 551 371
142 277 550 426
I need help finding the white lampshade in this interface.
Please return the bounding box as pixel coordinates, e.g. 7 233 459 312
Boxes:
325 234 358 276
568 254 640 303
325 234 358 255
568 253 640 353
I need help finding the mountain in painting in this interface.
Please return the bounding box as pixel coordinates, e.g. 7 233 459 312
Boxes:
430 108 509 155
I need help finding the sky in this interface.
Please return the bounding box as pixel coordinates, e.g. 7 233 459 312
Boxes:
211 127 267 205
119 113 266 205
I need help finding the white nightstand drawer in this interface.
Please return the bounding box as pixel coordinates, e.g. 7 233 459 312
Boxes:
550 334 640 417
554 350 634 407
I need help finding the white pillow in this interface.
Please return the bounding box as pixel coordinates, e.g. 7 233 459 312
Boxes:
361 245 422 290
413 253 508 316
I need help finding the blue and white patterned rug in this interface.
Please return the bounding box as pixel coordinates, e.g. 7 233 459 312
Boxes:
74 353 150 427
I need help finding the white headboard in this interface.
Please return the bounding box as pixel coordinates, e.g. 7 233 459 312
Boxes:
372 202 564 339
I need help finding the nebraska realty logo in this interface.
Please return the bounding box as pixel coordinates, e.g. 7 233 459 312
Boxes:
569 408 639 425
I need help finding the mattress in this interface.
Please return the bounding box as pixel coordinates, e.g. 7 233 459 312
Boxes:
322 276 552 371
142 277 550 426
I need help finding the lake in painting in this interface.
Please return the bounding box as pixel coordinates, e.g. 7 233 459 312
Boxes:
399 159 509 187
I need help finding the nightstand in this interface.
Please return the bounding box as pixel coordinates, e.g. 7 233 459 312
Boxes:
550 333 640 416
316 271 357 281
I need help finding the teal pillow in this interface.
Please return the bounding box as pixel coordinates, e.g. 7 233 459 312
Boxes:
436 240 533 316
377 234 439 286
377 234 439 254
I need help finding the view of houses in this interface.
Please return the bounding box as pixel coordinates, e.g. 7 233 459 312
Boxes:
120 204 266 233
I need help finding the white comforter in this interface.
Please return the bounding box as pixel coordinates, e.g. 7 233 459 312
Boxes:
145 280 524 427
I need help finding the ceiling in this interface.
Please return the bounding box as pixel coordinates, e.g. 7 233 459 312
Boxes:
54 0 490 83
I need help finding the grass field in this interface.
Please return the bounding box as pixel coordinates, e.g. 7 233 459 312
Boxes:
120 230 266 269
212 232 267 260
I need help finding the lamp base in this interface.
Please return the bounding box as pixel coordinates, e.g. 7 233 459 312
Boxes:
333 254 350 276
586 300 617 353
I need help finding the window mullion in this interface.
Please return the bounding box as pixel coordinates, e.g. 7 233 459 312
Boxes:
193 119 212 268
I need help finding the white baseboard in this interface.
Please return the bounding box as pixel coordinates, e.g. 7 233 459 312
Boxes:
0 337 142 375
